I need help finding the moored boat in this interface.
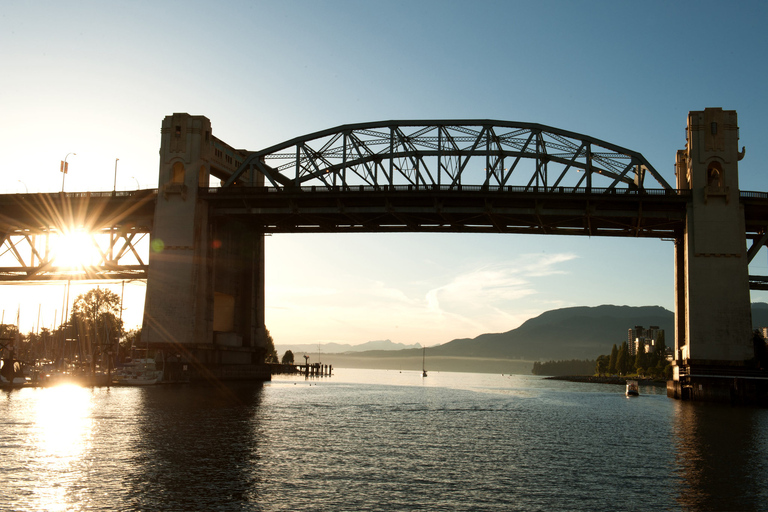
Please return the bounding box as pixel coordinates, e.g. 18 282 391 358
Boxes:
115 358 163 386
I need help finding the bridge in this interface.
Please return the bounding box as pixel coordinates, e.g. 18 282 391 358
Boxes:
1 109 767 401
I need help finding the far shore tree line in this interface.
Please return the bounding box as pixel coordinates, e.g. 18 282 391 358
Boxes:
532 331 673 379
596 332 671 379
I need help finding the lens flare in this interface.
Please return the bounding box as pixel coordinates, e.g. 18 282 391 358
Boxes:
52 230 97 268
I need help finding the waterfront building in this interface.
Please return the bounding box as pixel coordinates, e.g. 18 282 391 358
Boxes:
628 326 664 356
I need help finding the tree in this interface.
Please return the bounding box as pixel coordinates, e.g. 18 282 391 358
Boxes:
655 331 666 357
634 342 646 373
120 328 142 362
70 287 123 369
616 342 628 375
608 344 618 375
263 328 278 363
595 355 609 376
281 350 295 365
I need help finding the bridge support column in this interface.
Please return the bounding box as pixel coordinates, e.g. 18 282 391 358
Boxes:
669 108 765 403
141 113 269 381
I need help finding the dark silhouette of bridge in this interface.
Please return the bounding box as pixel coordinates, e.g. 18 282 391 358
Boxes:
1 110 767 401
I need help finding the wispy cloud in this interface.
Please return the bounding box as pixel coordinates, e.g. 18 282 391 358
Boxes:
267 250 579 346
426 253 578 319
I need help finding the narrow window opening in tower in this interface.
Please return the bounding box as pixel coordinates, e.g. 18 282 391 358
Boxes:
199 165 207 187
172 162 185 184
707 163 723 188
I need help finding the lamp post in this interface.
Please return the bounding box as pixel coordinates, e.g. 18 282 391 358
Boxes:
113 158 119 193
17 180 27 193
130 176 140 189
61 152 76 192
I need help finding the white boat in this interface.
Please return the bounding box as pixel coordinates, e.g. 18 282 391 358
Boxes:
626 379 639 396
115 358 163 386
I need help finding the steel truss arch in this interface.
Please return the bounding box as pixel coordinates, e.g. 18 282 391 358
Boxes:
223 120 672 192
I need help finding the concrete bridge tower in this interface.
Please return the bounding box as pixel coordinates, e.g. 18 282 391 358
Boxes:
671 108 755 400
142 113 268 380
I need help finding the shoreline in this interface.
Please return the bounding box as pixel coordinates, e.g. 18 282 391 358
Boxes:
544 375 667 386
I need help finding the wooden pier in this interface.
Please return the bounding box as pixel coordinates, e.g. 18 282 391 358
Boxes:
269 362 333 377
298 363 332 377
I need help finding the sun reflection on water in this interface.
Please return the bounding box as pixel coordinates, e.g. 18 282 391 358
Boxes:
30 384 95 512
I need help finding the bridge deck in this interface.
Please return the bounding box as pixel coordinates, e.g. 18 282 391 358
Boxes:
3 188 768 282
205 186 690 238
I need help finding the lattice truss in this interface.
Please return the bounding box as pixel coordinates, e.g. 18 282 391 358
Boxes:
0 228 149 281
225 121 672 191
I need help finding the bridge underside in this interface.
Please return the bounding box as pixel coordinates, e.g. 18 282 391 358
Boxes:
0 191 154 281
206 187 688 237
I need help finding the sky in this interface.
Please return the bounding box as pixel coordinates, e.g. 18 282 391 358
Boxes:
1 0 768 347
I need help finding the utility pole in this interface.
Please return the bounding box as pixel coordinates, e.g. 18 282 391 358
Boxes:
61 152 76 192
113 158 119 193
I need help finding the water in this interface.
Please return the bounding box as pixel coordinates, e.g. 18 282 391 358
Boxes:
2 369 767 511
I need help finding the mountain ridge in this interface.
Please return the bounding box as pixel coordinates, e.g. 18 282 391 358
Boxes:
280 303 768 362
275 339 421 355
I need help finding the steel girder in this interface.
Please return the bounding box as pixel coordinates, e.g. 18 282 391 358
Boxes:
206 186 689 238
0 229 149 281
223 120 673 192
0 191 155 281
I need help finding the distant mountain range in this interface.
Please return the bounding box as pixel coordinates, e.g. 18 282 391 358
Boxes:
276 339 421 355
278 303 768 363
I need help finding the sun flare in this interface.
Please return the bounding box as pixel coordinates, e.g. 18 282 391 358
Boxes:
52 230 98 268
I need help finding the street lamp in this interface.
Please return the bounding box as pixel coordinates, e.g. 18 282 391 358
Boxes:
113 158 119 193
17 180 27 193
130 176 140 189
61 152 76 192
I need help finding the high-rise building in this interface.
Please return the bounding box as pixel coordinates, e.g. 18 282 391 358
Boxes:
628 325 663 356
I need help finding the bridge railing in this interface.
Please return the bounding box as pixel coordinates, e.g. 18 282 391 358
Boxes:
739 191 768 200
0 189 159 200
204 185 691 196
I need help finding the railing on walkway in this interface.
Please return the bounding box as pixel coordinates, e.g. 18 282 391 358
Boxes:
205 184 692 196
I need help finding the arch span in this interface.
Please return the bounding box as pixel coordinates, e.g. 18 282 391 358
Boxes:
223 120 673 192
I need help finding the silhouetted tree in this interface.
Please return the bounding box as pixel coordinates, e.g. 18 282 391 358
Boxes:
531 359 595 376
263 328 278 363
616 342 628 375
608 344 618 375
70 287 123 369
281 350 295 365
120 328 142 362
634 342 646 372
595 355 609 376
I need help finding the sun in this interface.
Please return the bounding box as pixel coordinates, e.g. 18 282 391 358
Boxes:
52 230 98 268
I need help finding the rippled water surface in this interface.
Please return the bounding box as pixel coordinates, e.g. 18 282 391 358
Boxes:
2 369 767 511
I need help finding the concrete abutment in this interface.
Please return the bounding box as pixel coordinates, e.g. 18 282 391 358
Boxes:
141 113 269 381
669 108 767 404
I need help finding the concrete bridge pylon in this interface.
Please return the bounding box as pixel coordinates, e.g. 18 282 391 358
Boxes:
670 108 761 402
142 113 269 381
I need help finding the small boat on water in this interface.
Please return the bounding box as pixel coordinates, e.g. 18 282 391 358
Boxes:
422 346 427 377
625 379 639 397
115 358 163 386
